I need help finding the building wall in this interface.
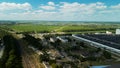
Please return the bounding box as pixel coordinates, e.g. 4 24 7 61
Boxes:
116 29 120 34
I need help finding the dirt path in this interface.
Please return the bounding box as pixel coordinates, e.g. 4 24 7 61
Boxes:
0 46 4 58
54 26 67 32
18 39 45 68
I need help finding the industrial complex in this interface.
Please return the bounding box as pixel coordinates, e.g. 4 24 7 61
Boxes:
72 33 120 57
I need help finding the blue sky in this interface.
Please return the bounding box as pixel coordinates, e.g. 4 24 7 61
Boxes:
0 0 120 21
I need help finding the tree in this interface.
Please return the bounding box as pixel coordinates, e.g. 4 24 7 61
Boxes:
39 52 50 62
103 51 111 59
0 35 23 68
51 63 57 68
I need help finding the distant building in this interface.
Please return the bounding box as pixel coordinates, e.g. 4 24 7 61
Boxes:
56 36 68 43
50 38 55 42
116 29 120 34
95 32 100 34
106 31 112 34
49 37 57 43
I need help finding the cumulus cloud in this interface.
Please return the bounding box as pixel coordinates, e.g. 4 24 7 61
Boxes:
110 4 120 9
40 5 55 10
39 1 56 10
99 4 120 14
59 2 107 14
0 2 32 11
48 2 55 6
0 1 120 21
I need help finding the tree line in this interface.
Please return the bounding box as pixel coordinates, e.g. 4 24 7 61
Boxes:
0 35 23 68
23 34 43 50
62 28 115 32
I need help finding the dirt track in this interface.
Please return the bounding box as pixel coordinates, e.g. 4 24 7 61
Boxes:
19 39 45 68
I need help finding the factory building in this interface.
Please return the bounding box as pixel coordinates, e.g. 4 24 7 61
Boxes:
72 34 120 57
116 29 120 34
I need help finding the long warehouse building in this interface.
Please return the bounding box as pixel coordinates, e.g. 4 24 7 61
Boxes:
72 34 120 56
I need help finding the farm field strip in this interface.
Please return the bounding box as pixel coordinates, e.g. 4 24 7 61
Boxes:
10 25 61 32
10 24 119 33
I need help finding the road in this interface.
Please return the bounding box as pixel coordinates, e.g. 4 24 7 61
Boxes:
18 39 45 68
0 46 4 58
6 30 45 68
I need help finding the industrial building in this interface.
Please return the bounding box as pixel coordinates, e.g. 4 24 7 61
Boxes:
116 29 120 34
72 34 120 57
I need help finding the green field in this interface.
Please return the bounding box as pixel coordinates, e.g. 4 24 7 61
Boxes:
10 24 61 32
0 26 9 38
9 24 120 33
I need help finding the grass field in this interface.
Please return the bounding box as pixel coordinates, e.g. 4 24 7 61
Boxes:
10 24 61 32
9 24 120 33
0 26 9 38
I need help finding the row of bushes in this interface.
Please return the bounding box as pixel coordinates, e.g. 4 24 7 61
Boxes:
23 34 43 50
62 28 115 32
0 30 9 38
0 35 23 68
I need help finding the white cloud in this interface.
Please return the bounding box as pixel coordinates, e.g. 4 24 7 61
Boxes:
40 5 55 10
48 2 55 6
110 4 120 9
34 10 43 13
0 2 32 11
99 4 120 14
0 2 120 21
39 2 56 10
59 2 107 14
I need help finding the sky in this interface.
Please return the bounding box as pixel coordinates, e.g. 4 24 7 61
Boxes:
0 0 120 21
